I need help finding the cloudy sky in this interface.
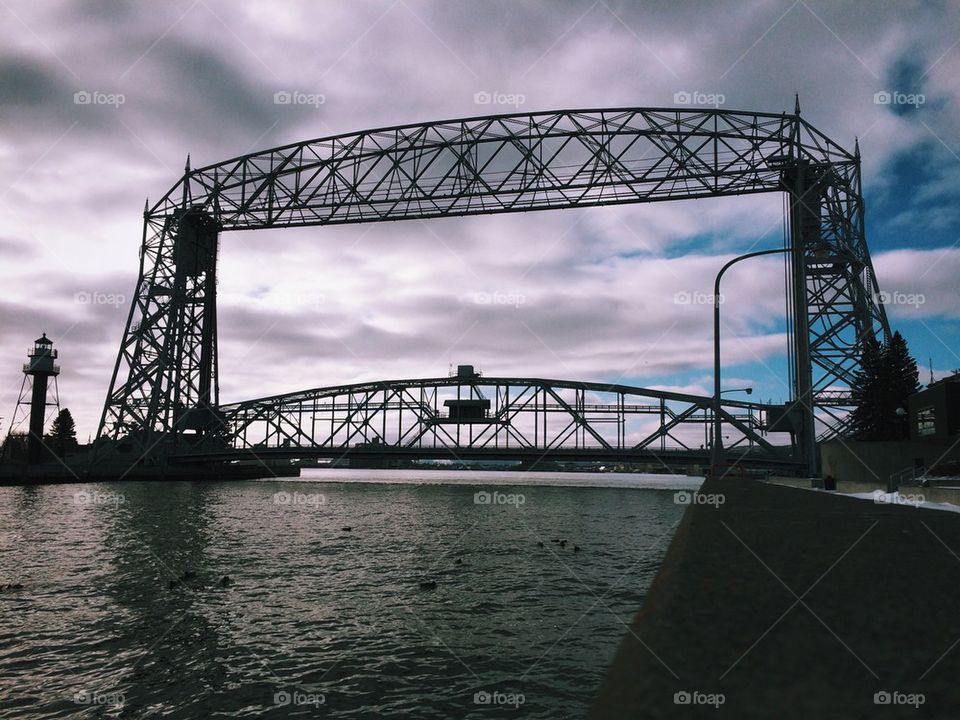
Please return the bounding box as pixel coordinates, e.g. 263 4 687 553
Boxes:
1 0 959 439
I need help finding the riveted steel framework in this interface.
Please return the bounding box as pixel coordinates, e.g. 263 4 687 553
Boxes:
97 106 890 462
182 375 781 467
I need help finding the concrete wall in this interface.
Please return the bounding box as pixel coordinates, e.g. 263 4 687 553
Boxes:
767 475 960 506
770 476 891 493
820 438 960 488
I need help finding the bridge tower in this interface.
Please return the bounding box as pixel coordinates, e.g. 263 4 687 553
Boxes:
8 333 61 464
98 156 223 456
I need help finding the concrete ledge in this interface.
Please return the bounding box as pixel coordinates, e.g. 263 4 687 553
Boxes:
765 476 812 490
769 476 887 494
909 486 960 505
590 477 960 718
767 476 960 507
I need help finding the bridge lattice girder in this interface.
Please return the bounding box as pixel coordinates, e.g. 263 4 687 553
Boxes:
97 106 890 457
189 375 777 466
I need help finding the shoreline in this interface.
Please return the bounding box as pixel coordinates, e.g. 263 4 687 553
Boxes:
0 463 301 486
590 476 960 718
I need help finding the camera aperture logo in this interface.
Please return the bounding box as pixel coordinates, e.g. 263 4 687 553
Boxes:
473 90 525 108
73 689 124 707
473 689 525 708
874 690 924 708
674 690 725 708
274 689 325 708
674 490 724 508
873 290 925 309
673 91 725 108
74 90 125 107
873 491 924 508
873 90 925 108
75 291 125 308
73 490 125 508
273 491 325 508
474 490 525 507
273 90 326 108
674 291 723 306
470 290 526 308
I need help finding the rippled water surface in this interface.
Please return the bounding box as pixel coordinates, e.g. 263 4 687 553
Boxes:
0 470 697 718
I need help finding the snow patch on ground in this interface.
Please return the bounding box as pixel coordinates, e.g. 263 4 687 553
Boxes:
842 489 960 514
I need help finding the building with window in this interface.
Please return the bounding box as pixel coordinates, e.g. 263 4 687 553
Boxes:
908 372 960 441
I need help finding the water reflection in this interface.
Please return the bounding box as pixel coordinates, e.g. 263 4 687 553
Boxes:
0 475 686 719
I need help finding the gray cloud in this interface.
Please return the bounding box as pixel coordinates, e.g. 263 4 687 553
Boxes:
0 55 67 108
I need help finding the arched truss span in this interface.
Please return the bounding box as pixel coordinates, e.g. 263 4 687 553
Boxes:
97 106 890 469
185 374 784 467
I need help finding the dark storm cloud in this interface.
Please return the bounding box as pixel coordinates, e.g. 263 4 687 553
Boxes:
66 0 138 22
126 40 292 146
884 53 931 117
0 270 133 347
0 56 67 108
0 300 69 344
0 54 107 137
220 301 457 363
1 7 312 162
220 305 328 350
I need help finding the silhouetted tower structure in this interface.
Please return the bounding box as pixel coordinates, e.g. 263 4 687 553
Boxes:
98 105 890 476
11 333 61 464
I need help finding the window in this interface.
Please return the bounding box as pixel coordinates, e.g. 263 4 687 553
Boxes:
917 407 936 437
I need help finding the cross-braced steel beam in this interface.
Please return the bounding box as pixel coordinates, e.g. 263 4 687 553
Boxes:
96 106 890 469
177 375 779 468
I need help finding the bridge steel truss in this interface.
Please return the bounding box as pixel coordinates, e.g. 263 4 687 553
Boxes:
97 105 890 465
200 375 779 466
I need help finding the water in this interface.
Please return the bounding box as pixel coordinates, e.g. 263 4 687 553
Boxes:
0 470 698 718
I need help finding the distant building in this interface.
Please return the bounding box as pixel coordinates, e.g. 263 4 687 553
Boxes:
908 372 960 441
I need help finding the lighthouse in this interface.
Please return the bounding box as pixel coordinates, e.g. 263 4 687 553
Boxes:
15 333 61 464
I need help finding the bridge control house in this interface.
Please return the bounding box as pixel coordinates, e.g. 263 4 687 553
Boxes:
443 398 492 423
441 365 492 422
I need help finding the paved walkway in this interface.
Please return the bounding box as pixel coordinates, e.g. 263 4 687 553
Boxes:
590 478 960 719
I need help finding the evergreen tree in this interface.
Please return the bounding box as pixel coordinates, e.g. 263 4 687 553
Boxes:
849 337 883 440
47 408 78 457
0 432 29 462
849 331 919 440
885 331 920 438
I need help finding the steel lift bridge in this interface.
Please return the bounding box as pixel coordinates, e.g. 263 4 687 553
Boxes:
96 102 889 472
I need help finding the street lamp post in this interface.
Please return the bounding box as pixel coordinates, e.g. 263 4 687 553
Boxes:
711 248 791 477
